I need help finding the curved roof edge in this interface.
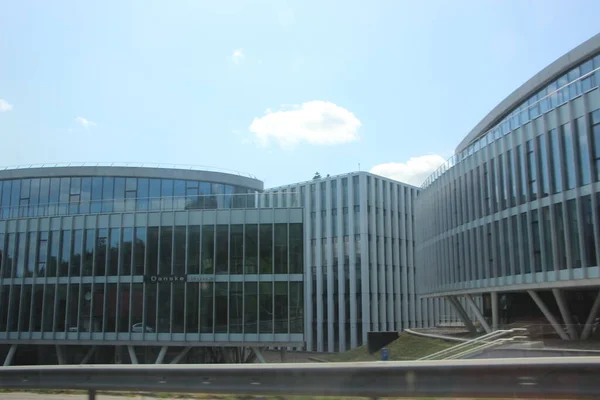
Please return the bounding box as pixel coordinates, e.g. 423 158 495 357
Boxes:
0 166 264 192
456 32 600 154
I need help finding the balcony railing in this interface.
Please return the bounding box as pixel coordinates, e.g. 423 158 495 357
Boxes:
0 192 299 220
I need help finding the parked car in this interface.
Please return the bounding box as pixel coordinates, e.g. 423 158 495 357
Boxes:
132 323 154 333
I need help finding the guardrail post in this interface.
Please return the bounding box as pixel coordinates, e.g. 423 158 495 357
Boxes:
88 389 96 400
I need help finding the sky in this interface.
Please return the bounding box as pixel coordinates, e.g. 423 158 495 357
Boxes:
1 1 600 188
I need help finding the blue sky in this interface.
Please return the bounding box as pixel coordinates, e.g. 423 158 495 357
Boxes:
1 0 599 188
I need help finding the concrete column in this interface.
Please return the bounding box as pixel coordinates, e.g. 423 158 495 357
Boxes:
251 347 266 363
3 344 17 366
528 290 570 341
81 346 96 365
155 346 168 364
491 292 499 331
56 345 65 365
127 346 138 364
465 294 492 333
447 296 476 333
170 347 192 364
280 347 287 362
582 290 600 340
552 289 578 340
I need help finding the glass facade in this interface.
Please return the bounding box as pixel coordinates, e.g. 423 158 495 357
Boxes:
416 51 600 295
0 218 303 339
0 176 262 219
0 170 304 347
423 52 600 188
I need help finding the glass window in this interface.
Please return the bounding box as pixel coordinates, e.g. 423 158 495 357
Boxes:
186 279 199 332
212 282 227 333
47 230 60 277
114 178 125 212
147 227 159 275
15 232 26 278
159 227 173 274
201 225 214 274
244 282 258 333
137 178 149 210
107 228 119 276
549 128 563 193
531 210 542 273
59 177 70 215
199 281 213 333
592 111 600 182
229 282 243 333
244 224 258 274
41 285 55 332
82 229 94 276
0 181 10 218
102 177 114 212
59 230 71 277
95 228 108 276
561 123 577 190
121 227 133 275
80 178 91 214
290 281 303 333
576 117 591 186
554 203 567 270
90 177 102 213
581 195 597 268
526 140 537 200
274 224 288 274
187 225 200 274
148 179 161 210
230 225 243 274
157 282 170 333
133 227 146 275
259 282 273 333
567 199 582 268
26 231 37 277
520 213 530 274
173 226 186 275
259 224 273 273
71 229 82 276
538 135 550 197
274 282 288 333
215 225 229 274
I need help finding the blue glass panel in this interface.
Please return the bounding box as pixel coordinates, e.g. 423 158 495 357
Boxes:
102 177 114 212
80 178 91 214
91 177 103 214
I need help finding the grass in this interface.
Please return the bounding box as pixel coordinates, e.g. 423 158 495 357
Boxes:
323 333 457 362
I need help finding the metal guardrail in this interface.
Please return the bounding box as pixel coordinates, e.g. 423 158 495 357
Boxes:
1 357 600 399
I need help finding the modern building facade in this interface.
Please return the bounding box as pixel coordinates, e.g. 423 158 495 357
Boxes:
0 165 304 364
268 172 440 352
416 33 600 339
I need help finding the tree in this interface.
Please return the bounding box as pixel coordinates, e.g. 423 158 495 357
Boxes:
313 172 321 180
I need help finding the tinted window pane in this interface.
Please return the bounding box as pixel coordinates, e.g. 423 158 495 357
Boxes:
159 227 173 274
274 224 288 274
244 224 258 273
201 226 214 274
122 227 133 275
229 282 243 333
230 225 243 274
289 223 303 273
187 225 200 274
244 282 258 333
259 224 273 273
134 227 146 275
215 225 228 274
200 282 213 333
147 227 159 275
259 282 273 333
173 226 186 275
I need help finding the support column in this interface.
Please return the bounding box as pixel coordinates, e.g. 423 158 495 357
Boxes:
528 290 570 341
127 346 138 364
491 292 499 331
170 346 191 364
56 345 65 365
280 347 287 362
465 294 492 333
155 346 168 364
582 290 600 340
81 346 96 365
447 296 476 333
251 347 266 363
552 289 578 340
3 344 17 366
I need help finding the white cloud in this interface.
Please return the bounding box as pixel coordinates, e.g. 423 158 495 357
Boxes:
0 99 13 112
370 154 447 186
75 116 97 130
231 49 244 64
248 101 361 147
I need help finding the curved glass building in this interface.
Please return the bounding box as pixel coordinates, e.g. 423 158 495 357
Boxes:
0 165 304 364
416 33 600 339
